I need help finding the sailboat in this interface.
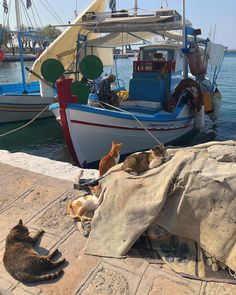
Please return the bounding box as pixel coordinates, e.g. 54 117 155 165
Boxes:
0 0 57 123
36 0 225 167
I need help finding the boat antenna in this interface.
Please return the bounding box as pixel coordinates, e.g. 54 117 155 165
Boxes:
74 0 78 19
15 0 27 92
134 0 138 16
182 0 188 79
161 1 168 9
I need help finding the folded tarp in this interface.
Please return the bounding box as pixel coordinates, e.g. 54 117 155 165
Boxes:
85 140 236 275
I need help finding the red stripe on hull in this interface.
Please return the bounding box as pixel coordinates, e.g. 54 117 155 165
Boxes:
71 119 193 131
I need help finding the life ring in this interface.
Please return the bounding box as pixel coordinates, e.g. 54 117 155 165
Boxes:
0 49 5 61
170 78 203 113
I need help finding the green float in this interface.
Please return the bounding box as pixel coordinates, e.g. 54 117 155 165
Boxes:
79 55 103 80
41 59 65 83
71 81 90 104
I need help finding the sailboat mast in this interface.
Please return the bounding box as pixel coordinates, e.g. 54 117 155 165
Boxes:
134 0 138 16
182 0 188 79
15 0 26 90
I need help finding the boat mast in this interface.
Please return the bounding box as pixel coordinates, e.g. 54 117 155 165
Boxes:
15 0 26 90
182 0 188 79
74 0 78 19
134 0 138 16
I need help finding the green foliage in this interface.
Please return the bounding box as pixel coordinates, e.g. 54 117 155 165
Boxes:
38 25 61 41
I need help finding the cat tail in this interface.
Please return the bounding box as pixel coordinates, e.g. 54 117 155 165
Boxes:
21 269 64 283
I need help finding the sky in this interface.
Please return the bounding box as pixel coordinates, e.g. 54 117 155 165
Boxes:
1 0 236 49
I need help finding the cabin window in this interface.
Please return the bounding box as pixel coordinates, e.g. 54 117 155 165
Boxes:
142 49 175 62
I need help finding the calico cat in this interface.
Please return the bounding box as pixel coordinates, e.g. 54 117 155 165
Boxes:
99 141 122 176
123 144 166 175
67 194 99 222
3 220 65 283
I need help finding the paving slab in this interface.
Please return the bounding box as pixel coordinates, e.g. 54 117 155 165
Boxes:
39 230 101 295
136 264 202 295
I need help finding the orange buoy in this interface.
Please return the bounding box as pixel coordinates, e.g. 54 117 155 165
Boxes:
0 49 5 61
203 91 213 113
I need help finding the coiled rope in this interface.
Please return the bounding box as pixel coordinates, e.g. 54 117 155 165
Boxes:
0 104 49 138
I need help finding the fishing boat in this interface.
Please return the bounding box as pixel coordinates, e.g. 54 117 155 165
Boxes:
0 0 59 123
45 0 225 167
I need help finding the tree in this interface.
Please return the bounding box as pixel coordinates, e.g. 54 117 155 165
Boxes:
38 25 61 41
0 26 13 49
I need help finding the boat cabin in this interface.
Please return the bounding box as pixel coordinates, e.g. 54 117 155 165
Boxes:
129 44 182 107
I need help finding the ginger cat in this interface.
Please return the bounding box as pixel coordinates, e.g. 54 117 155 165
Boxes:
67 194 99 222
123 144 166 175
3 220 65 283
99 141 122 176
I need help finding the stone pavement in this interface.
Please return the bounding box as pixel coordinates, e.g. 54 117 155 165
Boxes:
0 163 235 295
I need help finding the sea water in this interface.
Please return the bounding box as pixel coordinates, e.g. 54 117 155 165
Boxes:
0 56 236 164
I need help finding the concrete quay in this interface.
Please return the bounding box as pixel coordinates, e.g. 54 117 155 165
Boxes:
0 152 235 295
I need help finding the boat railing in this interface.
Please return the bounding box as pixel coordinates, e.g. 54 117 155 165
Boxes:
133 61 176 73
82 9 181 23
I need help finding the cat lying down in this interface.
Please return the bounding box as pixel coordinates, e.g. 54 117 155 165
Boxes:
3 220 65 283
67 193 99 222
123 144 166 175
98 143 166 177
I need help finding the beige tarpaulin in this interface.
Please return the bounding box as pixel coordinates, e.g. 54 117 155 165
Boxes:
87 31 155 47
85 141 236 275
28 0 107 82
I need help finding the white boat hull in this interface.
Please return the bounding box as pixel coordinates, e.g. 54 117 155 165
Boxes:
51 104 194 167
0 94 55 123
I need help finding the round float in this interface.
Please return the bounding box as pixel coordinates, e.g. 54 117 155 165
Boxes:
41 58 65 83
79 55 103 80
71 80 90 104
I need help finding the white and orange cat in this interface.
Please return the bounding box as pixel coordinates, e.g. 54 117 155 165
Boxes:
67 194 99 222
99 141 122 176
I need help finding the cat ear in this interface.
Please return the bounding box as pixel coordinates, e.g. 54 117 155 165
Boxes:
19 219 23 225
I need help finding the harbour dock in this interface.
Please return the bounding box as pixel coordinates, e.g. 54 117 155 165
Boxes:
0 153 235 295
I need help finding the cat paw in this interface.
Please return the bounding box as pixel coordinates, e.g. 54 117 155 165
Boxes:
130 171 138 176
51 249 59 257
57 258 66 265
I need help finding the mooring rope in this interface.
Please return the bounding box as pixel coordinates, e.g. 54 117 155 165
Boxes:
0 104 49 138
98 101 163 145
229 268 236 279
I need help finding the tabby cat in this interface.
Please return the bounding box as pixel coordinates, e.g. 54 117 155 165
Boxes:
123 144 166 175
99 141 122 176
3 220 65 283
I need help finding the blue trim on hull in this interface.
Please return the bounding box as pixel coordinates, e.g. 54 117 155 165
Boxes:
49 102 193 122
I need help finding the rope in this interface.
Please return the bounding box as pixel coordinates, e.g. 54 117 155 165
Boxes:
0 105 49 138
229 268 236 279
98 102 162 145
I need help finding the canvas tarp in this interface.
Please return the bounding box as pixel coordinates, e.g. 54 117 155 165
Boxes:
85 140 236 275
28 0 108 82
87 32 155 48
